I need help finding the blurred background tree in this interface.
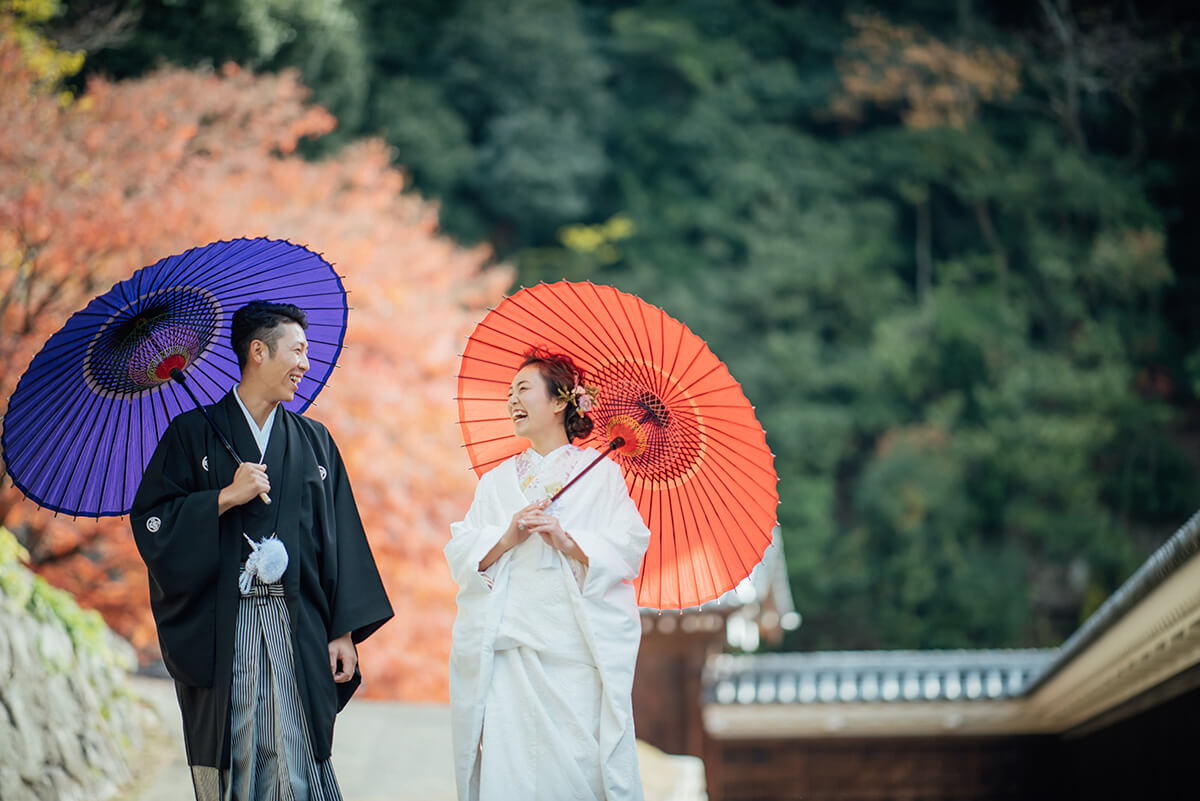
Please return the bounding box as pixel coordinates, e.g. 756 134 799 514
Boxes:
0 7 509 699
5 0 1199 675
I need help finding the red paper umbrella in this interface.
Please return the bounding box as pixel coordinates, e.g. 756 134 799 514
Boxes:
456 281 778 610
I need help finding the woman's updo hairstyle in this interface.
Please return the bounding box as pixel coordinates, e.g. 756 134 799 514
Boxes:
520 348 595 442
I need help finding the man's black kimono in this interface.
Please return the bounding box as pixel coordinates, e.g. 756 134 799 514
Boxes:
131 390 393 769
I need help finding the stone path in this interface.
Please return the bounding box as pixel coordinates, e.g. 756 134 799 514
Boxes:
118 676 706 801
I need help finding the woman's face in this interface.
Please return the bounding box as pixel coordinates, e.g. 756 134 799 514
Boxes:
508 363 567 440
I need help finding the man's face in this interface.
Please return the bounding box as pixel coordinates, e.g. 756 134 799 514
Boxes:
254 322 309 404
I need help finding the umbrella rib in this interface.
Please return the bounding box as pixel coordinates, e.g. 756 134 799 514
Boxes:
3 381 91 466
667 335 712 396
512 285 614 364
678 408 770 434
16 378 112 514
694 442 780 520
470 452 518 472
149 381 178 461
590 283 656 375
118 393 137 514
134 391 152 511
169 242 341 307
148 237 236 296
626 470 655 608
638 479 659 610
682 465 743 604
73 392 120 517
458 338 531 368
555 283 629 367
477 303 609 369
221 250 337 287
599 284 657 391
218 282 347 304
691 474 764 595
559 283 643 375
689 449 777 556
466 433 523 448
696 430 781 487
662 307 689 399
168 239 279 292
157 237 223 288
671 476 719 607
0 349 81 406
513 282 628 366
651 472 666 611
614 293 671 401
459 350 530 371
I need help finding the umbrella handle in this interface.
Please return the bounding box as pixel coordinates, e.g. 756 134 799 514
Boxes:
548 437 625 504
170 369 272 506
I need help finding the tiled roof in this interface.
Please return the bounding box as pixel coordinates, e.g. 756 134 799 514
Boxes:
704 649 1057 706
1024 508 1200 695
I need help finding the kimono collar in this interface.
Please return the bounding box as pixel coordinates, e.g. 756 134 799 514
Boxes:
524 443 574 465
233 384 278 460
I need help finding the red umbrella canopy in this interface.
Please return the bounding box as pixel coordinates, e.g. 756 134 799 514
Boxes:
456 281 778 610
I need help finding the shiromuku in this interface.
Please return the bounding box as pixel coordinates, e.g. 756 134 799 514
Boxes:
445 349 650 801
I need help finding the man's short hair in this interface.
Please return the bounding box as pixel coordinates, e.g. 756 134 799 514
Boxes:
231 301 308 370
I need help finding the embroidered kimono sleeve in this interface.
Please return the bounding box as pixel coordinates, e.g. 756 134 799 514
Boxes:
131 417 222 686
445 472 508 592
568 460 651 600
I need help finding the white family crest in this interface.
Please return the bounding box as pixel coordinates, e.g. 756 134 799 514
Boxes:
146 516 162 533
202 456 209 472
318 465 327 480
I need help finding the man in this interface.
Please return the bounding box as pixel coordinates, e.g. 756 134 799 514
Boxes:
132 300 393 801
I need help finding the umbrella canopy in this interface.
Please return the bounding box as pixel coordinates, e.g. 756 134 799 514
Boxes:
456 281 778 610
1 237 347 518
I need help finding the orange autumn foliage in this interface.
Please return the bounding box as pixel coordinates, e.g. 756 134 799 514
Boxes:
0 29 511 700
829 13 1021 129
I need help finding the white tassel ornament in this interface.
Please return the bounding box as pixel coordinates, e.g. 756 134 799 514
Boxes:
240 533 289 593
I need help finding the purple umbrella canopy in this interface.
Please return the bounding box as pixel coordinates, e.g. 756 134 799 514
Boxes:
1 237 347 517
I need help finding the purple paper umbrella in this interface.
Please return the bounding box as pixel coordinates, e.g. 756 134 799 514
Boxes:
1 237 348 517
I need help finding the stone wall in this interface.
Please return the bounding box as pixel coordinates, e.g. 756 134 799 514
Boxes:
0 528 144 801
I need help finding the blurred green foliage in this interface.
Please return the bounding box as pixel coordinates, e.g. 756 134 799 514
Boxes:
49 0 1200 650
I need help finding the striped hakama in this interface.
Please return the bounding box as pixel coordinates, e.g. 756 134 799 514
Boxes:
188 576 343 801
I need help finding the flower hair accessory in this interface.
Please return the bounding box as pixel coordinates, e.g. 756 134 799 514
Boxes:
557 380 599 413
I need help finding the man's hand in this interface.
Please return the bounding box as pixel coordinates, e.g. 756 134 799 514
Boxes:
329 632 357 683
218 462 270 514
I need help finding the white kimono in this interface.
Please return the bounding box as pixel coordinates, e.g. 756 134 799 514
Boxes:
445 445 650 801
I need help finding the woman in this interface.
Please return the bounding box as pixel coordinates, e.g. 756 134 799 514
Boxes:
445 349 651 801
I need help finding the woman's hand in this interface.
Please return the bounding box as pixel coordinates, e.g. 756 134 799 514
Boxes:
524 511 588 566
478 500 548 571
504 500 547 548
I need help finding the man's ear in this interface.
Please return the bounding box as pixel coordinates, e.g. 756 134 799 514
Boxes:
250 339 266 365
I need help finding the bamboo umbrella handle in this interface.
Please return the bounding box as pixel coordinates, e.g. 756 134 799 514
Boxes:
170 369 271 505
549 437 625 503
